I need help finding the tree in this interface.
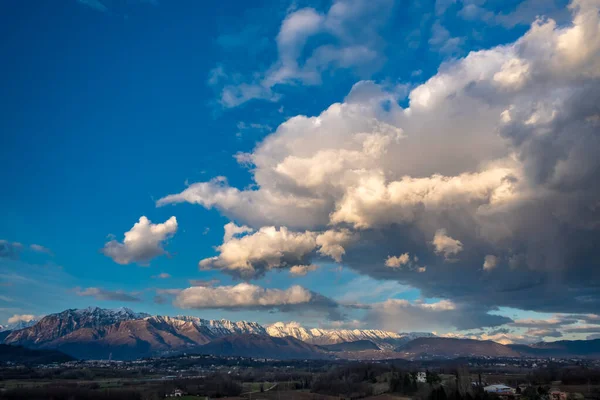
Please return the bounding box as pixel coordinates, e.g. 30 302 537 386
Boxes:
523 386 540 400
427 370 442 385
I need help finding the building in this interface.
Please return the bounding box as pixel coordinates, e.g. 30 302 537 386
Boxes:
484 385 515 394
165 389 183 397
417 371 427 383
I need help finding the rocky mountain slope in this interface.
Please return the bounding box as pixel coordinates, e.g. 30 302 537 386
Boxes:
3 307 149 346
194 334 329 360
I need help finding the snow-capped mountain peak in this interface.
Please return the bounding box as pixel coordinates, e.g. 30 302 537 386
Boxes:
173 315 267 335
266 322 435 348
71 306 150 322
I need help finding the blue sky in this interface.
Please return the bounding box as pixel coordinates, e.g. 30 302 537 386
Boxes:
2 0 600 344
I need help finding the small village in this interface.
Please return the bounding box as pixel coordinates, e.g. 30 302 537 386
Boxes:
2 353 600 400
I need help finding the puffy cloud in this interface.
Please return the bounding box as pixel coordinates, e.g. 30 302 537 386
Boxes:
329 165 519 229
384 253 426 272
152 273 171 279
483 255 498 271
174 283 341 319
160 1 600 316
102 216 177 265
432 229 463 260
199 225 351 278
385 253 410 268
289 265 318 276
7 314 37 324
75 287 141 302
223 222 253 242
315 229 355 262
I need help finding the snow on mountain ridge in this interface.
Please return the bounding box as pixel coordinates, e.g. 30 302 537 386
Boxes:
265 322 426 347
173 316 267 335
72 306 150 321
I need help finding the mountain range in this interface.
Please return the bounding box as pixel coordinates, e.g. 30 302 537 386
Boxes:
1 307 599 361
266 321 435 349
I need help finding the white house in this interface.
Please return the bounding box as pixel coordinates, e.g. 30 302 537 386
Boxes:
165 388 183 397
417 372 427 383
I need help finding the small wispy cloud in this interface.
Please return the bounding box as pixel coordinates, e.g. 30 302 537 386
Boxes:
1 240 52 259
75 287 141 302
30 244 53 255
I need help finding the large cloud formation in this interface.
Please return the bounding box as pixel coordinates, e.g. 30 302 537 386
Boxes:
102 216 177 265
160 0 600 321
174 283 341 319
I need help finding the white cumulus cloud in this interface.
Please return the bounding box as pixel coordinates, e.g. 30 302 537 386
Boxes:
199 225 351 278
102 216 177 265
385 253 410 268
483 255 499 271
432 229 463 260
